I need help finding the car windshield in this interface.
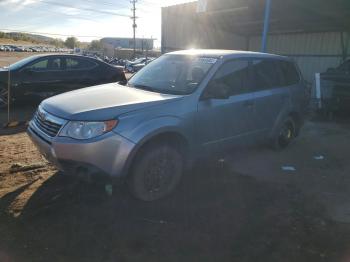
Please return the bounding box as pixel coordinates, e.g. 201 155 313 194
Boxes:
128 54 217 95
9 55 41 70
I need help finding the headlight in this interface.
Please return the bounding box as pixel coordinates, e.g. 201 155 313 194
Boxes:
59 120 118 140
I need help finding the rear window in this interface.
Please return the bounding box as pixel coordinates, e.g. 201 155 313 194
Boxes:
279 60 300 85
65 58 96 70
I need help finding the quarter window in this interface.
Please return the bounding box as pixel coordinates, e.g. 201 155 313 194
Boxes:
66 58 96 70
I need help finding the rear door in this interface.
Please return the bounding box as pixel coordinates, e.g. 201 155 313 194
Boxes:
62 57 99 91
197 59 256 151
250 58 290 134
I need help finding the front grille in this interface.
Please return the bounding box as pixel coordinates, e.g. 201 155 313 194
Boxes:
33 108 63 137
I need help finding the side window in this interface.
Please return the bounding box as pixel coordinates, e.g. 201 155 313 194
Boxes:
27 59 49 71
251 59 283 90
280 61 300 85
49 58 62 70
209 59 249 96
66 58 96 70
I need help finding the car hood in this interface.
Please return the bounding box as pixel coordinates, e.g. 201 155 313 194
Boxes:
41 83 182 121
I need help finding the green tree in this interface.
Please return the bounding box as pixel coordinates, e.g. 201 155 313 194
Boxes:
89 40 103 51
49 38 65 47
64 37 79 49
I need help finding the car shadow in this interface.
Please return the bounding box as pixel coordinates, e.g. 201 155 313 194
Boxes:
0 179 39 217
0 160 348 262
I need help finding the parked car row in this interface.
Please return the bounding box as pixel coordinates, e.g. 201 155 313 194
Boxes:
77 55 157 73
124 57 156 73
0 44 70 53
0 54 126 107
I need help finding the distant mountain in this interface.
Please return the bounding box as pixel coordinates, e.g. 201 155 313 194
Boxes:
5 32 55 43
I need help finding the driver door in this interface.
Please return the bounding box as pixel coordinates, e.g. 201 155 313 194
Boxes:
196 59 256 152
18 57 65 101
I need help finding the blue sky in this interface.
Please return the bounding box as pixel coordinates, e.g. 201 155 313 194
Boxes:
0 0 194 46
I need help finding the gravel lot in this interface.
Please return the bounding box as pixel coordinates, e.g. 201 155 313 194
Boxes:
0 52 42 67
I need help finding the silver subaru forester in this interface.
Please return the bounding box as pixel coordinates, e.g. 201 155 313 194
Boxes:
28 49 308 201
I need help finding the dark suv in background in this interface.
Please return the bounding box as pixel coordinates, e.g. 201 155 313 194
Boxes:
321 59 350 112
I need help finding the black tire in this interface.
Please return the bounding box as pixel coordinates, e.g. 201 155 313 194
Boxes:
271 117 296 151
128 142 184 201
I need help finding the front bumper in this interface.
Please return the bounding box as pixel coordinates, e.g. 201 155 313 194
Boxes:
27 121 136 178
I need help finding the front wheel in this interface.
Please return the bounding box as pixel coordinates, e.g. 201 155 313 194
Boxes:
271 117 296 150
128 143 184 201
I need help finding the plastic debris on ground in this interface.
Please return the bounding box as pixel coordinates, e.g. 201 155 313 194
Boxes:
105 184 113 196
281 166 296 172
313 155 325 160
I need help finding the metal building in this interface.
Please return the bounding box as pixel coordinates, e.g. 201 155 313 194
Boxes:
161 0 350 82
101 37 154 50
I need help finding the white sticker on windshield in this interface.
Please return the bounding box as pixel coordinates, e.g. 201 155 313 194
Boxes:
196 57 217 64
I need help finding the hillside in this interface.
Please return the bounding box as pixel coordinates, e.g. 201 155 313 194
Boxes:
0 32 64 47
0 38 47 46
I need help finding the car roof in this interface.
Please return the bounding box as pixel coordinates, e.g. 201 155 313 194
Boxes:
25 53 102 61
167 49 290 60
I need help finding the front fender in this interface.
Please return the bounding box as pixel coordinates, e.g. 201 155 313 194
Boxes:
122 116 188 144
115 116 192 178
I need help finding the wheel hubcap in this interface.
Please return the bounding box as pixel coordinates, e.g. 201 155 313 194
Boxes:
279 122 294 147
144 154 175 193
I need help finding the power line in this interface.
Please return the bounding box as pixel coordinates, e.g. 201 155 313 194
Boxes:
81 0 130 8
22 5 105 22
0 28 110 38
35 0 130 17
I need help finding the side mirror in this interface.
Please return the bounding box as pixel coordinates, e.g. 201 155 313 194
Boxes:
118 80 127 86
203 81 231 100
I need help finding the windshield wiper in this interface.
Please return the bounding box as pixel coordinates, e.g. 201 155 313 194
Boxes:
132 84 159 93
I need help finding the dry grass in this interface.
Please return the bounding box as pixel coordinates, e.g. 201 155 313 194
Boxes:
0 52 40 67
0 38 38 45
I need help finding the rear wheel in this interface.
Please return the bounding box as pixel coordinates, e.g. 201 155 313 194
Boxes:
272 117 296 150
128 143 184 201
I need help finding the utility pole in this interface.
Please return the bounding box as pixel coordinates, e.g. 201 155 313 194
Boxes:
131 0 137 58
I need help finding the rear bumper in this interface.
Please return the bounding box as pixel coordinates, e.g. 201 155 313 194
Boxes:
27 122 136 178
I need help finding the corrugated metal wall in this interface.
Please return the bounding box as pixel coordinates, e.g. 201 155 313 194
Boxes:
161 2 246 53
248 32 344 82
162 3 347 82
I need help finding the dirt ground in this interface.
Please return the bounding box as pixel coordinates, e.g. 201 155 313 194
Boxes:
1 117 350 262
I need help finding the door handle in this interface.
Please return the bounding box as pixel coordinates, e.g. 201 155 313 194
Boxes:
243 100 254 107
